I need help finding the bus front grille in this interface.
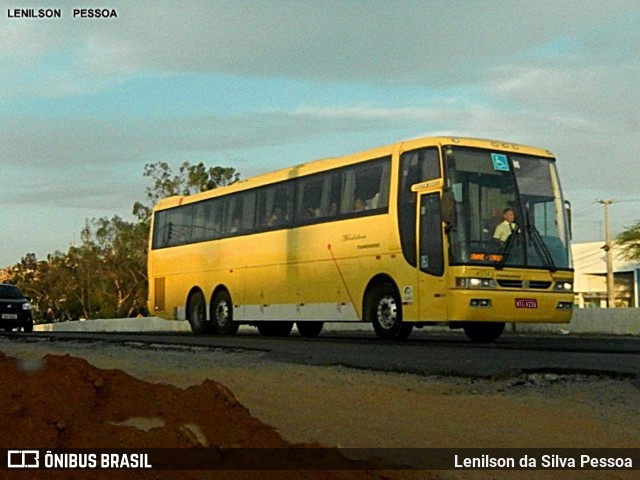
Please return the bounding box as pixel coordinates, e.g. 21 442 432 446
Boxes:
497 280 552 290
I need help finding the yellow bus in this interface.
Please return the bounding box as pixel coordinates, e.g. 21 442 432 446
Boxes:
148 137 574 342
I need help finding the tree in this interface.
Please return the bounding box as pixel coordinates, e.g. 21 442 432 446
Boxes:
7 160 241 322
616 220 640 263
133 161 240 225
92 215 148 317
8 251 80 321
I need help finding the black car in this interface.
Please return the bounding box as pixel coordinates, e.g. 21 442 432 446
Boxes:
0 284 34 332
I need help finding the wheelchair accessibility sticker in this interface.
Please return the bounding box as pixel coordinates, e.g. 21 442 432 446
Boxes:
491 153 509 171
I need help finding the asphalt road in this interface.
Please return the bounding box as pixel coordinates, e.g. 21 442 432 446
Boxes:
6 329 639 379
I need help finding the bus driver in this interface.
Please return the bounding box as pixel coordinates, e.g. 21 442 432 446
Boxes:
493 208 517 243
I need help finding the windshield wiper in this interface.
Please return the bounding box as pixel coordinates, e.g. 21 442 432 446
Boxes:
525 213 558 272
495 229 517 270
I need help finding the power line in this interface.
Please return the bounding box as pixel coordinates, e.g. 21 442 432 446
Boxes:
572 202 599 218
572 250 605 263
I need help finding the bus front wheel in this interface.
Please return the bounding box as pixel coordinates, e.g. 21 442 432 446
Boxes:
211 290 239 335
462 322 505 343
188 290 210 334
366 284 413 340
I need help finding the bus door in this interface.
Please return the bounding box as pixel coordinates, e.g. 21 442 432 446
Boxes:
417 192 448 321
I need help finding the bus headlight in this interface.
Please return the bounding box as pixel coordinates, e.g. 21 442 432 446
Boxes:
456 277 496 289
554 282 573 292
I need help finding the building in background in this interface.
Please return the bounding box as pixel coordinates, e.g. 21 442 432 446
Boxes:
572 242 640 308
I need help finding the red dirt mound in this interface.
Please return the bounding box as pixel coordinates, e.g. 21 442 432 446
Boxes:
0 352 428 479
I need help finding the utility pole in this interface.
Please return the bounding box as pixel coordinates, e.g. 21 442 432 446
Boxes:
599 199 615 308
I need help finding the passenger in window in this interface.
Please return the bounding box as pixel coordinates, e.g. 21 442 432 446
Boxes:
304 208 316 220
328 202 338 216
368 192 380 209
267 206 285 226
493 208 518 243
354 198 366 212
230 217 242 233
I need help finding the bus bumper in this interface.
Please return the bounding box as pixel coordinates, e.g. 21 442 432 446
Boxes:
447 290 574 324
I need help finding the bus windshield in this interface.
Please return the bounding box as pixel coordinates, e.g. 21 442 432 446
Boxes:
444 146 571 270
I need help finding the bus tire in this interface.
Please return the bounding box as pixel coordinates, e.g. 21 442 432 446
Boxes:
463 322 505 343
396 322 414 340
366 283 413 340
211 289 239 335
188 290 210 335
296 321 323 338
257 321 293 337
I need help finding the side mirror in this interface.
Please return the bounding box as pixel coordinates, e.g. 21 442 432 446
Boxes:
441 189 457 229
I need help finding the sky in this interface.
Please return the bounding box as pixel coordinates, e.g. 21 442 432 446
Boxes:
1 0 640 267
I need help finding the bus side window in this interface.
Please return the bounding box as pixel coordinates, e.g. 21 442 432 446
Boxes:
354 157 390 212
257 182 293 230
167 205 194 246
223 195 242 234
340 156 390 214
326 173 342 216
241 191 256 232
375 159 390 209
296 176 324 223
341 169 356 213
192 199 219 242
209 198 223 238
152 211 168 248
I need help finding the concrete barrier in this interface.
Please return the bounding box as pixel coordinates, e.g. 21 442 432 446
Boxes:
35 317 192 333
516 308 640 335
33 317 372 333
33 309 640 335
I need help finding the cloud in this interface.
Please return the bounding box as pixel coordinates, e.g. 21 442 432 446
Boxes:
4 0 639 97
3 87 638 212
2 0 640 265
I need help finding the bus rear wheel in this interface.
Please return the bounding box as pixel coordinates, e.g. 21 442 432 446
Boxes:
296 321 324 338
211 290 238 335
188 290 210 334
462 322 505 343
257 322 293 337
366 284 413 340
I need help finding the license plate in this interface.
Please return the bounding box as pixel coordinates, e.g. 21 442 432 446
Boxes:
515 298 538 309
2 313 18 320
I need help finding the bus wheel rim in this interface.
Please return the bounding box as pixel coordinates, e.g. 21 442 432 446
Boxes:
216 300 229 326
376 295 397 330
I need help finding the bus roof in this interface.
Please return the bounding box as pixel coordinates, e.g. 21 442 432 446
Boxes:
154 136 555 211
